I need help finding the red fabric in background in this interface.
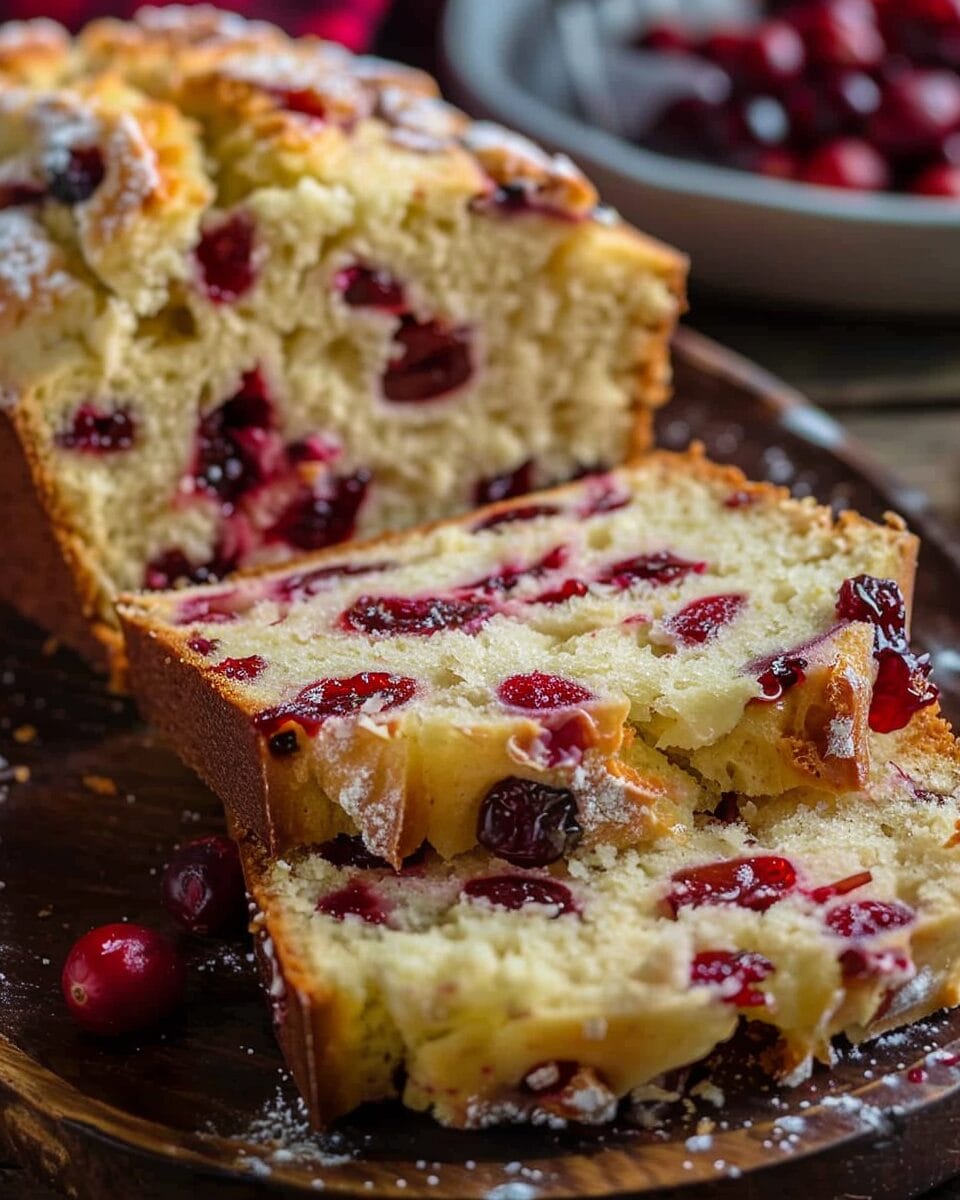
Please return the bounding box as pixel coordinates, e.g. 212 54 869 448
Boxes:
0 0 392 51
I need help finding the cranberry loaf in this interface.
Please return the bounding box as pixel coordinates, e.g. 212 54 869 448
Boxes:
245 709 960 1128
117 451 930 867
0 7 684 677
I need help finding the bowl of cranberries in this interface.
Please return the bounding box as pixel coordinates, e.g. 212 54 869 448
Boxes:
444 0 960 313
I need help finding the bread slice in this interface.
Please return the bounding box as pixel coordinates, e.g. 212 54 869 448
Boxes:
243 709 960 1129
118 450 927 867
0 7 684 677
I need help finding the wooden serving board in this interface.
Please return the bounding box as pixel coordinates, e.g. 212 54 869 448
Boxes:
3 327 960 1200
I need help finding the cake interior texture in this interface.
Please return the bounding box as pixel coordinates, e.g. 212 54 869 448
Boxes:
246 710 960 1128
118 451 932 869
0 5 684 672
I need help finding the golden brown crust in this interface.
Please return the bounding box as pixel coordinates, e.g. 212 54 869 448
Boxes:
0 411 113 670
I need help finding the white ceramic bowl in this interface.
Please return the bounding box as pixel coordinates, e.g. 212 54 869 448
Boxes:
442 0 960 315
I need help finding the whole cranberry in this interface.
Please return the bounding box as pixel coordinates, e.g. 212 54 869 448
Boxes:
161 834 246 934
800 137 891 189
741 20 807 87
870 69 960 158
62 924 185 1036
910 162 960 195
787 0 885 70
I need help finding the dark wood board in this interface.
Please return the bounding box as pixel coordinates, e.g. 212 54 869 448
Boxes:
3 327 960 1200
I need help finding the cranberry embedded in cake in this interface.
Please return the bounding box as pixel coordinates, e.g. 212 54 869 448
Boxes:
690 950 775 1007
317 833 392 871
836 575 938 731
475 460 535 505
497 672 592 711
316 879 390 925
212 654 267 681
825 899 915 939
255 672 418 739
47 146 105 204
477 777 581 867
196 212 257 303
461 875 577 915
472 504 563 533
667 855 798 914
56 405 136 453
381 317 473 403
268 470 371 551
596 551 707 590
335 264 407 312
754 653 809 701
339 594 493 636
663 593 747 646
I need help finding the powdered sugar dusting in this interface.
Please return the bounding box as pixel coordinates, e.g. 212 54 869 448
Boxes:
0 209 70 305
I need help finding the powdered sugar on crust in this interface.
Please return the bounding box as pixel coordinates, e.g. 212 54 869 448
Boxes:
826 717 855 760
0 18 68 55
0 209 71 307
79 109 161 241
133 4 278 44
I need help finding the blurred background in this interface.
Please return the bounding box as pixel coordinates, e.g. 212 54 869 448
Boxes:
1 0 956 522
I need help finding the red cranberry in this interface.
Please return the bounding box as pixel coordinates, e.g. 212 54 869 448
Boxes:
56 404 135 453
196 212 256 304
268 469 371 550
826 898 914 938
382 317 473 403
836 575 938 732
724 489 758 509
316 880 389 924
596 551 707 590
472 503 563 533
335 264 407 312
186 635 219 656
62 924 185 1036
667 855 797 914
788 0 886 70
870 69 960 157
255 672 417 740
839 946 914 981
910 162 960 195
742 20 807 86
317 833 391 870
809 869 873 904
461 875 577 915
663 593 747 646
161 834 245 935
145 547 238 591
212 654 266 682
47 146 105 204
701 29 752 75
477 777 581 867
0 181 45 208
755 653 808 701
800 138 891 189
340 594 493 636
273 560 392 603
273 86 327 119
638 24 693 54
475 460 535 505
530 578 590 605
192 374 277 505
497 672 592 711
690 950 775 1007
